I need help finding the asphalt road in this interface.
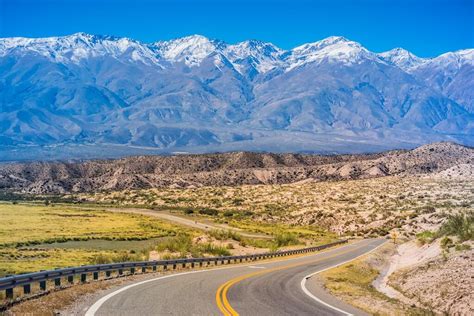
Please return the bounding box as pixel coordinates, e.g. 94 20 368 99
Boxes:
86 238 385 316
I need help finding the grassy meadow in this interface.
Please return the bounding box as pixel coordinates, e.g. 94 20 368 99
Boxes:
0 202 336 276
0 203 196 276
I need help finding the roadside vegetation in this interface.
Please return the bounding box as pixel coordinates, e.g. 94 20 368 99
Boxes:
416 211 473 251
0 203 197 276
320 243 433 315
0 203 335 277
77 176 474 239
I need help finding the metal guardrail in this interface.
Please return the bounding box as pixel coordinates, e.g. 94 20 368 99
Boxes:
0 240 347 300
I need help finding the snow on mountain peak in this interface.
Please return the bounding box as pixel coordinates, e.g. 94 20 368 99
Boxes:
153 35 225 66
0 32 161 65
286 36 376 70
378 47 426 71
429 49 474 68
225 40 284 73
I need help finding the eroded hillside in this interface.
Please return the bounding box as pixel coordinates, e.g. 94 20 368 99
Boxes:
0 142 472 194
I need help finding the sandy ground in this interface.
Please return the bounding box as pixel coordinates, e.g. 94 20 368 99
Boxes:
373 240 441 307
374 239 473 315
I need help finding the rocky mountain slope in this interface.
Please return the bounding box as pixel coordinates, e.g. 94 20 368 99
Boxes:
0 142 472 194
1 33 473 160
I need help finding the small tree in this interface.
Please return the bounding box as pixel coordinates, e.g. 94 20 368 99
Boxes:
391 231 398 244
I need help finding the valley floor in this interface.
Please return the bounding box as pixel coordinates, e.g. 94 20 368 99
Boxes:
1 172 472 314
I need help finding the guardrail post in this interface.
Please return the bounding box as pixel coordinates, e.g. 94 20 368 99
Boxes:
173 263 177 270
23 283 31 295
130 267 135 274
191 262 195 268
93 272 99 280
118 269 123 276
182 262 186 268
55 277 61 287
6 288 13 299
199 261 203 267
152 265 157 272
163 264 167 270
40 280 47 291
81 273 87 283
105 271 111 278
68 275 74 284
142 266 146 273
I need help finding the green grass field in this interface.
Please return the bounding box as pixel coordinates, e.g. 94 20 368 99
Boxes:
0 202 336 276
0 203 195 276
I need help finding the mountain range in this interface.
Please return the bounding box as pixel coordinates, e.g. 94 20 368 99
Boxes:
1 33 473 161
1 142 472 194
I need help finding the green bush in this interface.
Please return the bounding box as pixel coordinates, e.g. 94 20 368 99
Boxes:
274 232 299 247
199 208 219 216
440 236 454 249
90 251 143 264
454 243 471 251
208 229 242 242
155 234 193 253
197 243 231 256
437 212 473 242
223 211 234 217
416 230 436 245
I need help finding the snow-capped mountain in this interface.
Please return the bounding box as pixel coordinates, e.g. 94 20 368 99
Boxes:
0 33 473 161
286 36 380 70
0 32 162 66
378 47 426 71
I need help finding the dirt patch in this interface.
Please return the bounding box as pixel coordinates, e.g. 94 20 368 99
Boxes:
319 241 429 315
389 244 474 315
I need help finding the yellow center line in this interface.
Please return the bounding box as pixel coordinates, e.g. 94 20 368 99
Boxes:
215 242 370 316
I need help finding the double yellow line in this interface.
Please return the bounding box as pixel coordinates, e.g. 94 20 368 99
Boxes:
215 243 366 316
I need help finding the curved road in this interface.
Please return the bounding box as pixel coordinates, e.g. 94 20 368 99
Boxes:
86 239 385 316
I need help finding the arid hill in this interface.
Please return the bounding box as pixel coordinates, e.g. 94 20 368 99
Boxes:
0 142 472 194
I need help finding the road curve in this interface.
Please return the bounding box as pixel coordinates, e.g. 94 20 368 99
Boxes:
85 239 385 316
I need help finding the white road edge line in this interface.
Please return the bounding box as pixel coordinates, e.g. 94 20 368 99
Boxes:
300 240 387 316
85 239 367 316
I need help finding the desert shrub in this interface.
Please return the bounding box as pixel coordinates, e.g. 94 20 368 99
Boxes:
155 234 193 254
223 211 234 217
90 251 143 264
454 243 471 251
416 230 436 245
208 229 242 242
440 236 454 249
183 209 194 215
199 208 219 216
437 212 474 241
274 232 299 247
242 238 273 249
198 243 231 256
232 198 244 206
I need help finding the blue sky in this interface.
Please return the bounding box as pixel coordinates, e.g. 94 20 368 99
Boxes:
1 0 473 57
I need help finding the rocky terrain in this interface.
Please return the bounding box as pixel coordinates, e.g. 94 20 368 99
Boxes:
0 142 472 194
387 241 473 315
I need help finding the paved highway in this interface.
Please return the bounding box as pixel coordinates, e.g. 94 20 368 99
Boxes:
86 239 385 316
